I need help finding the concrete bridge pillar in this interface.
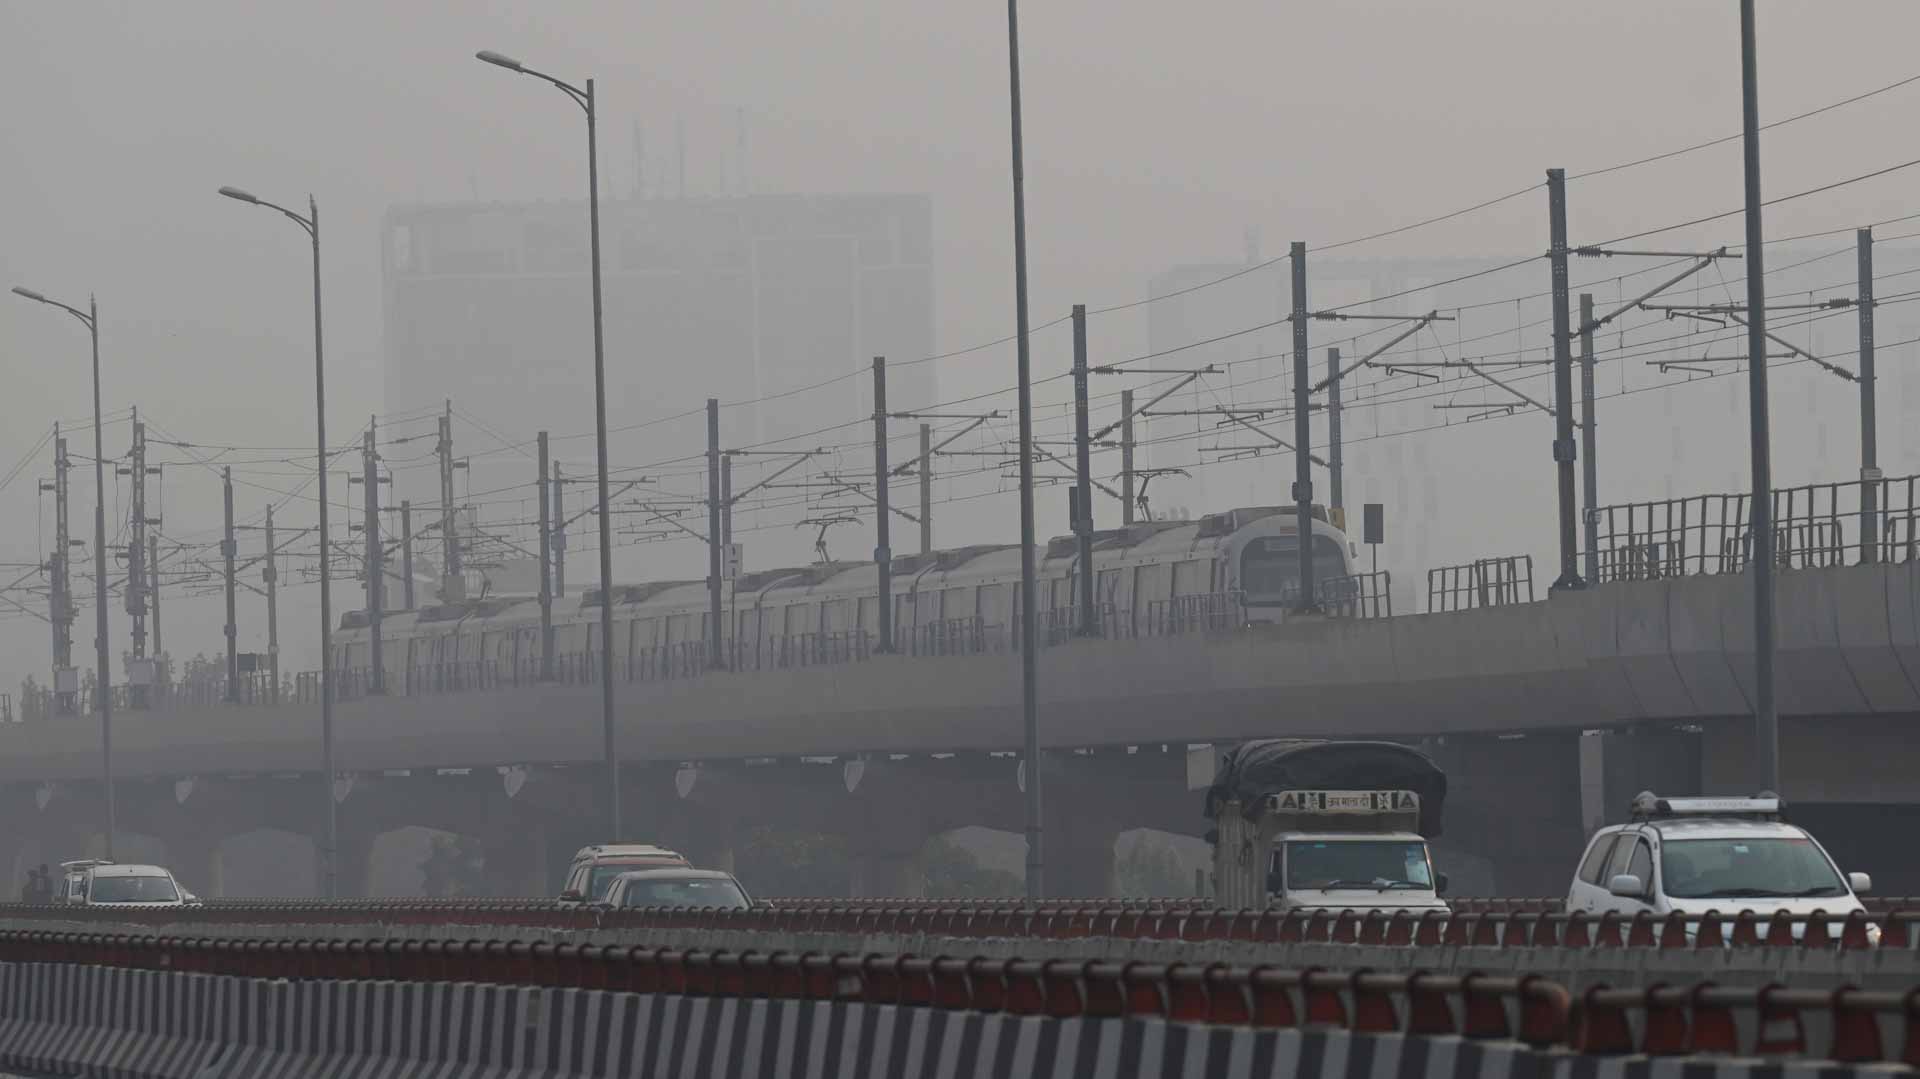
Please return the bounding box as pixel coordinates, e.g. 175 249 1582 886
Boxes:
1046 822 1119 900
850 847 925 899
1424 732 1587 897
480 820 551 899
1578 726 1703 835
165 832 225 900
318 826 377 899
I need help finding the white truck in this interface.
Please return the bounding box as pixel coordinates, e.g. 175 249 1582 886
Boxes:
1205 739 1451 914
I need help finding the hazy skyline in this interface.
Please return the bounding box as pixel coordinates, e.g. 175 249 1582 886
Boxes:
6 1 1920 691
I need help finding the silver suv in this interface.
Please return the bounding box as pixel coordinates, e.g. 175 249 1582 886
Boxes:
61 861 197 907
1567 793 1873 941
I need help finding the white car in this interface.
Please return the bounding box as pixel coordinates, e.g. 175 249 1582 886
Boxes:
1567 793 1874 941
600 868 753 911
64 862 196 908
556 844 693 906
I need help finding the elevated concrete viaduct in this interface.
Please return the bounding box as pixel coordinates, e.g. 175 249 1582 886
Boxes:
2 560 1916 899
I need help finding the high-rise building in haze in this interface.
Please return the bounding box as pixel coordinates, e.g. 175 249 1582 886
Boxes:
381 193 936 496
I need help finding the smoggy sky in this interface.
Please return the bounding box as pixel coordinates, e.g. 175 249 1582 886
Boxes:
4 1 1919 687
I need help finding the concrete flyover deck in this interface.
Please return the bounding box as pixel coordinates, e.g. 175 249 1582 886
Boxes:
1 560 1917 785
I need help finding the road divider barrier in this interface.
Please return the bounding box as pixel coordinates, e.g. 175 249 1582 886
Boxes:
4 901 1917 952
1 931 1916 1072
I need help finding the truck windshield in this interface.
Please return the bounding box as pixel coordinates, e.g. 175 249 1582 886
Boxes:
1284 841 1432 891
89 875 179 903
1659 837 1847 899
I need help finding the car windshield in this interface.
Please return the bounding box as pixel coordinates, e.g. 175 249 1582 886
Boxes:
1660 837 1847 899
89 875 179 903
588 862 681 900
619 878 750 909
1284 840 1432 891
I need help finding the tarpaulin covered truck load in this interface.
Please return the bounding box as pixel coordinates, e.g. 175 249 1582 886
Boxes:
1206 740 1451 913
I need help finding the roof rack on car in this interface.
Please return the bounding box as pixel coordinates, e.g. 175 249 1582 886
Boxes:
1629 790 1784 820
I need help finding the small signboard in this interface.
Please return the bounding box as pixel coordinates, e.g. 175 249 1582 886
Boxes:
1269 789 1420 814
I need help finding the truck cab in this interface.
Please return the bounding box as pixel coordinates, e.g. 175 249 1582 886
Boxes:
1207 742 1450 915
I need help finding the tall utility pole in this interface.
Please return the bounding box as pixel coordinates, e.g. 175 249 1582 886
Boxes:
706 398 725 666
1326 348 1344 520
1071 305 1096 636
872 359 894 653
1580 294 1600 583
222 467 238 703
125 410 149 707
361 421 384 694
1120 390 1136 526
537 433 554 679
148 534 162 665
49 427 75 714
437 404 464 602
1005 0 1044 898
1858 228 1879 564
1739 0 1778 794
553 462 567 598
918 424 933 554
399 501 415 611
1289 242 1315 613
720 454 734 550
264 506 279 703
1546 169 1584 592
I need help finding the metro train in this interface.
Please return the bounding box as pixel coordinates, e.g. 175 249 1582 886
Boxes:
331 504 1358 677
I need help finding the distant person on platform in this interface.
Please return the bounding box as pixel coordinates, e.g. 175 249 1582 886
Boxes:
34 864 55 904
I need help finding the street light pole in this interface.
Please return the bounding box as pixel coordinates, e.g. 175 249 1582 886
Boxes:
477 50 620 840
10 286 114 858
1737 0 1778 794
216 186 336 896
1005 0 1044 899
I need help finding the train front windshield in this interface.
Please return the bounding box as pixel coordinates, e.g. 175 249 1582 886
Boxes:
1240 534 1347 605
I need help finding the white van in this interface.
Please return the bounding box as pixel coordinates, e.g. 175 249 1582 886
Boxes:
1567 792 1875 942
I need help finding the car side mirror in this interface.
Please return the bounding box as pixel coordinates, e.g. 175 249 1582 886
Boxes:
558 889 582 902
1848 871 1873 896
1435 872 1449 896
1608 873 1646 899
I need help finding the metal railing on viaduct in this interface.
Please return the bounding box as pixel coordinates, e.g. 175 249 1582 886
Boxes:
6 469 1919 729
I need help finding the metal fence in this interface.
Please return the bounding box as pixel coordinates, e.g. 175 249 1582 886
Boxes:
1144 591 1245 636
1326 570 1393 619
1592 472 1920 582
30 568 1396 717
1427 555 1534 612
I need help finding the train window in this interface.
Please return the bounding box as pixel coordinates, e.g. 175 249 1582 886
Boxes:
1172 559 1211 598
977 584 1010 629
942 587 972 622
1239 536 1346 602
821 599 851 634
785 604 813 637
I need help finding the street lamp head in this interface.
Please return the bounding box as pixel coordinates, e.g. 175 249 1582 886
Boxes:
476 50 524 71
10 286 46 302
217 186 260 204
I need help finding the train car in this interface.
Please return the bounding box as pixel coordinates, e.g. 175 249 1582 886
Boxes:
330 504 1356 680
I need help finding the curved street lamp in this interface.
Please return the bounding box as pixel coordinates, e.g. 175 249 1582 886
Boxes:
216 185 339 897
11 285 114 860
474 49 620 841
